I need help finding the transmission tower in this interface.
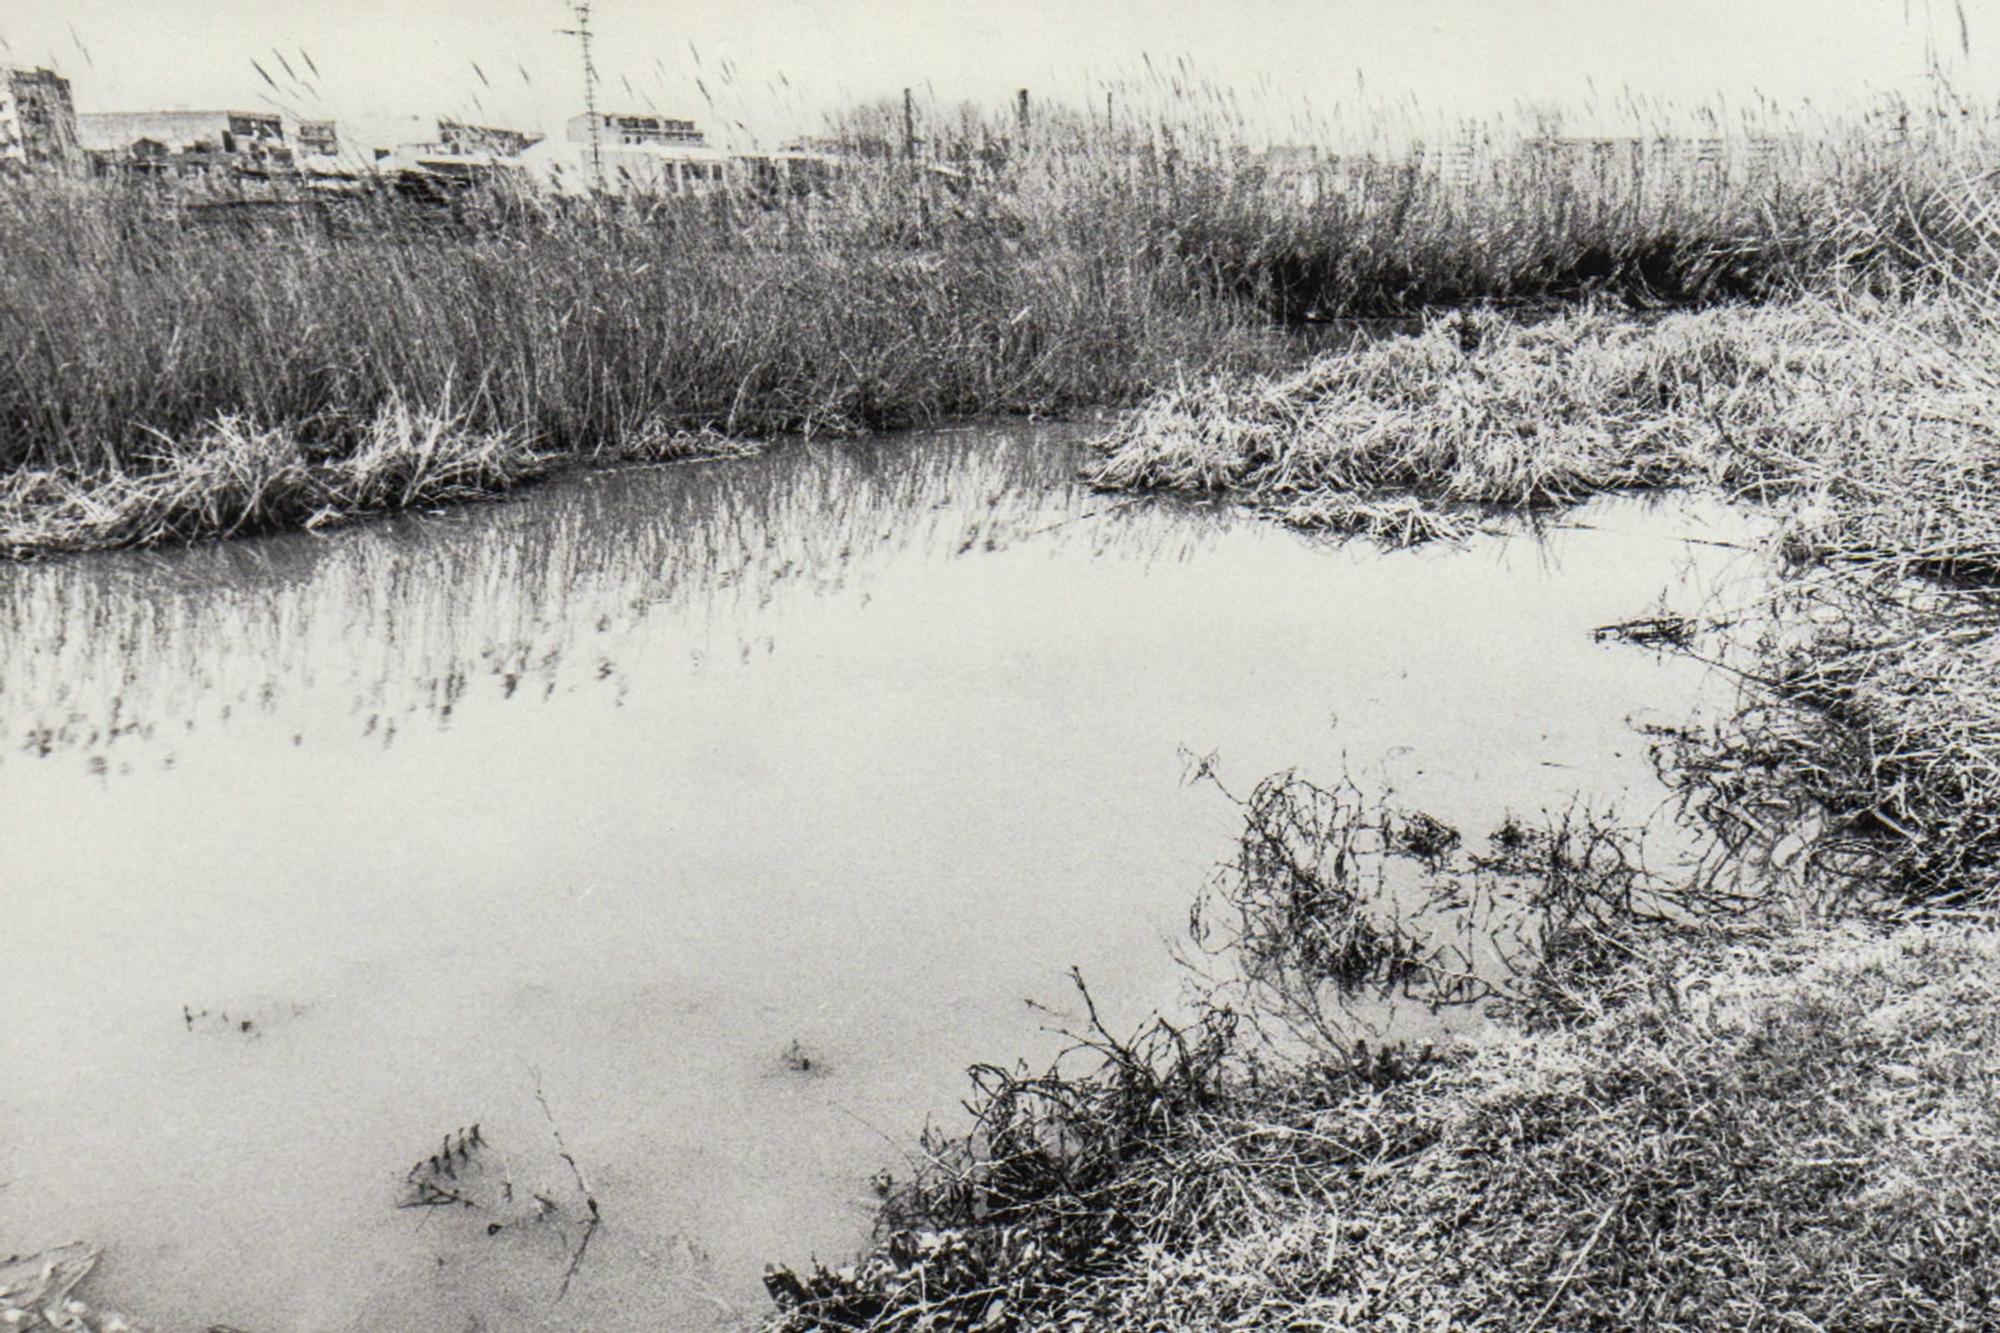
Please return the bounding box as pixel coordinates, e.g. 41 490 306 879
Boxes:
559 1 605 193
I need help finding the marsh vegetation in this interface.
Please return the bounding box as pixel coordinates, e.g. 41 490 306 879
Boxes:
7 88 2000 552
14 75 2000 1333
751 91 2000 1333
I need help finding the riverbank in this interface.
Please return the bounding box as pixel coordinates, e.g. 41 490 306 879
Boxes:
1089 292 2000 905
766 917 2000 1330
754 723 2000 1332
762 289 2000 1327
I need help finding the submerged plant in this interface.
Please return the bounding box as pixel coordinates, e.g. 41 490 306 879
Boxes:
1184 764 1682 1052
1188 770 1450 1050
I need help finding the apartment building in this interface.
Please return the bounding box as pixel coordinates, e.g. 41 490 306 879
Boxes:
566 111 705 148
0 66 84 173
78 109 291 174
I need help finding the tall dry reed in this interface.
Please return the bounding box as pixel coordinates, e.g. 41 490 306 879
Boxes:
5 91 1999 550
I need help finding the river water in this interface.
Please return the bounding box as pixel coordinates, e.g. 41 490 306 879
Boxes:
1 423 1762 1330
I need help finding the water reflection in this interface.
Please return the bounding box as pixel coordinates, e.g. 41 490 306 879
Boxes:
1 424 1765 1331
2 427 1223 773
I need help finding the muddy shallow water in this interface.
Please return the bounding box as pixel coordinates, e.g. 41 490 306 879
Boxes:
1 423 1764 1330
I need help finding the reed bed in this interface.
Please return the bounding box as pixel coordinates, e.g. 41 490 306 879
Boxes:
0 175 1268 552
7 91 2000 552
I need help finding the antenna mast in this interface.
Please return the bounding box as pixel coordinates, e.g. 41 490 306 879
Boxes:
559 1 604 192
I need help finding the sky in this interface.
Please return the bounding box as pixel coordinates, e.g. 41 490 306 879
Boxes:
2 1 1994 150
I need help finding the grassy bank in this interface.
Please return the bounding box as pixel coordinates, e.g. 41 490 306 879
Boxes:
762 749 2000 1330
1086 295 1998 542
1088 290 2000 905
763 275 2000 1325
761 620 2000 1333
7 95 2000 554
767 919 2000 1331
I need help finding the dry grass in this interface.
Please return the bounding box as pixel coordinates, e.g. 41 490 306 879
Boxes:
1089 295 2000 539
0 395 752 555
1089 303 1712 538
1668 574 2000 909
8 90 2000 553
1087 920 2000 1331
765 916 2000 1332
766 245 2000 1332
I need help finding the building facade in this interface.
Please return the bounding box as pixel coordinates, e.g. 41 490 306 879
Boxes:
433 118 542 158
0 66 84 173
566 112 705 148
78 110 291 175
293 119 340 158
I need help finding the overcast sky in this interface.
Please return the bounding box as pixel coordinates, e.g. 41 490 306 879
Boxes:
1 1 1990 149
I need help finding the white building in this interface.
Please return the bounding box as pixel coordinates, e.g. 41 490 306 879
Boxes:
566 111 705 148
0 66 83 173
519 137 731 197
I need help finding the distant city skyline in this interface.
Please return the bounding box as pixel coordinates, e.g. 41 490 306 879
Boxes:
1 1 1992 151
